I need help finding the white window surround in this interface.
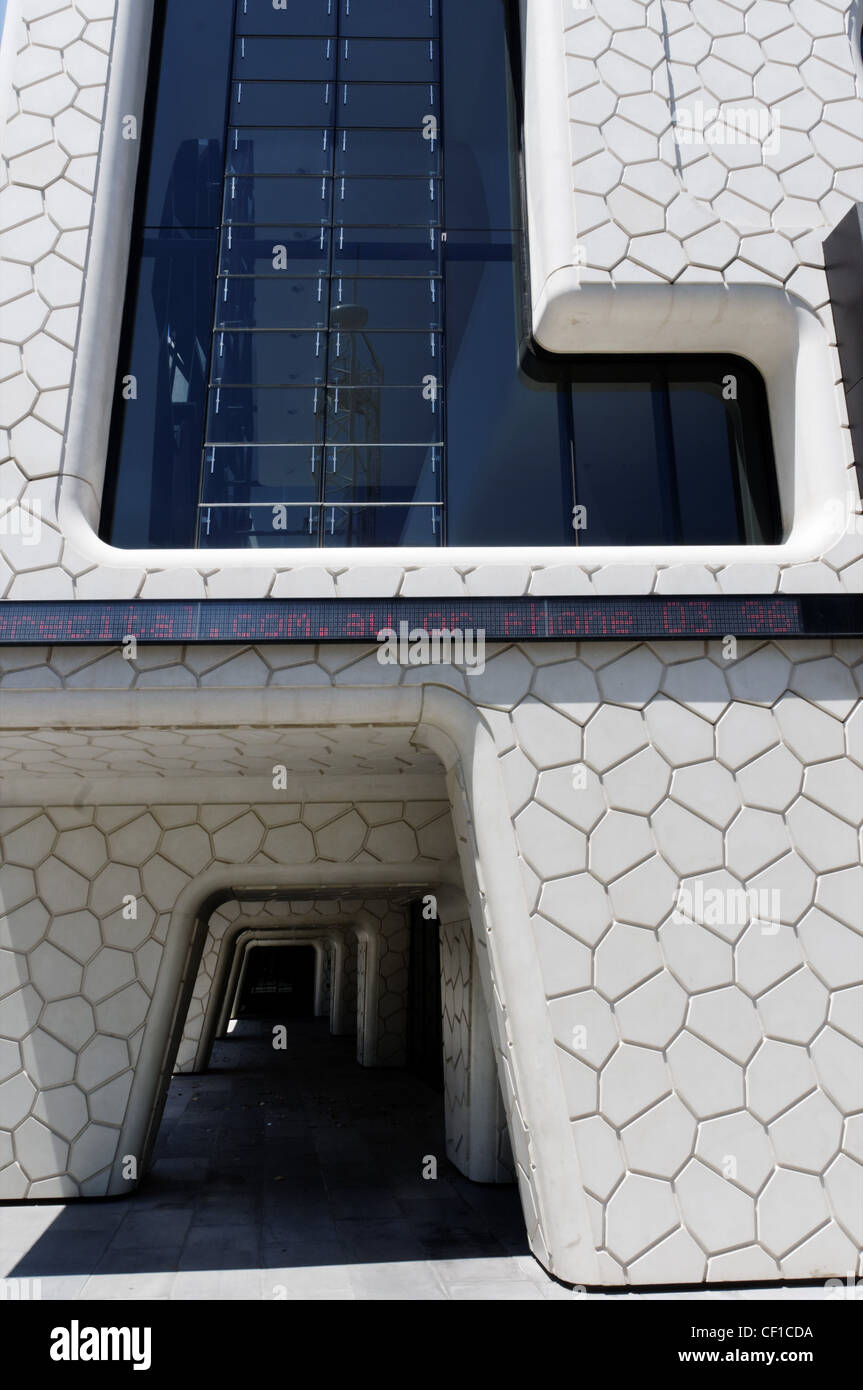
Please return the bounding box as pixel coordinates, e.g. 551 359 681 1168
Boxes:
523 0 860 568
3 0 862 599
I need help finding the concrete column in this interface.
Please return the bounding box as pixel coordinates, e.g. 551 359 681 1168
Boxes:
327 933 349 1035
228 942 252 1028
313 942 329 1018
354 913 383 1067
466 961 506 1182
437 887 507 1183
215 933 248 1040
339 929 358 1038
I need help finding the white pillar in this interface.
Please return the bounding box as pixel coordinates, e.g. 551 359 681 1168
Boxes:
328 933 349 1035
313 941 328 1017
354 913 382 1066
216 933 249 1038
437 888 507 1183
228 941 252 1027
466 960 507 1182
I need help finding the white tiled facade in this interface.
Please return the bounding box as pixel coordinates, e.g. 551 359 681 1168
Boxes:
0 0 861 1288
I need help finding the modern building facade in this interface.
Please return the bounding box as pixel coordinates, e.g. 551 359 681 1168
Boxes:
0 0 861 1288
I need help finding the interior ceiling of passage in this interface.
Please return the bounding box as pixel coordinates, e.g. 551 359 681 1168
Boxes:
0 724 443 781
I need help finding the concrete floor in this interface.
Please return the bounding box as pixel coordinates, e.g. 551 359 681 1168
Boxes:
0 1020 827 1301
0 1019 563 1300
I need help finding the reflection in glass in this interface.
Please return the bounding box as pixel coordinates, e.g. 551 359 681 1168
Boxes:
214 278 330 331
335 129 440 177
237 0 337 37
233 36 336 81
338 84 439 128
338 38 437 81
106 229 218 548
340 0 438 40
330 277 442 330
571 381 671 546
569 368 780 546
102 0 781 552
218 226 330 277
445 236 571 546
225 128 333 177
327 388 442 445
335 177 440 226
669 381 743 545
200 446 320 505
328 331 440 385
442 3 517 232
333 226 441 276
141 0 235 229
325 446 441 504
194 0 446 547
210 331 327 386
223 176 332 225
198 505 321 547
323 506 440 546
205 387 325 445
230 81 335 126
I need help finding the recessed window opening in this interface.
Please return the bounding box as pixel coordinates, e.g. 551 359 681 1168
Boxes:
100 0 782 550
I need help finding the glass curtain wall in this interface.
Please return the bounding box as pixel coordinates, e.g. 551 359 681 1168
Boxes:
101 0 781 550
200 0 445 548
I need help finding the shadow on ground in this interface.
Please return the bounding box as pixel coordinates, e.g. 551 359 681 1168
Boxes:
8 1019 529 1283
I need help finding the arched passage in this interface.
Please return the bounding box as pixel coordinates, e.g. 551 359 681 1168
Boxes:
132 874 525 1266
169 885 513 1183
1 689 599 1284
232 942 318 1023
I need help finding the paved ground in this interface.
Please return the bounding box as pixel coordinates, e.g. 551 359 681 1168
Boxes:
0 1019 825 1301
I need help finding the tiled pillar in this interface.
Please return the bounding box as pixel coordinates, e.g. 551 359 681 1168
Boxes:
438 899 508 1184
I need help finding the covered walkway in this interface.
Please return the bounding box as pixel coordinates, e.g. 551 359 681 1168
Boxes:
2 1019 556 1300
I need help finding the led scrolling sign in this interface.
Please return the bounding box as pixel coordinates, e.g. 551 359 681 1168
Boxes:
0 596 859 644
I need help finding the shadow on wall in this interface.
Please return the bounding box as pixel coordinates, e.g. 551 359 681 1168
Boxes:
848 0 863 86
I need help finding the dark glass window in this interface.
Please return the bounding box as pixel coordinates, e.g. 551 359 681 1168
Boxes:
568 359 778 546
102 0 781 550
107 229 217 549
236 1 337 39
140 0 235 229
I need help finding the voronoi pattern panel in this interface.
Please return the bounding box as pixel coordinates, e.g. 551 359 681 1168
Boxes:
567 0 862 286
0 798 451 1197
501 639 863 1282
0 0 114 592
0 716 442 781
375 906 412 1065
440 915 471 1169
